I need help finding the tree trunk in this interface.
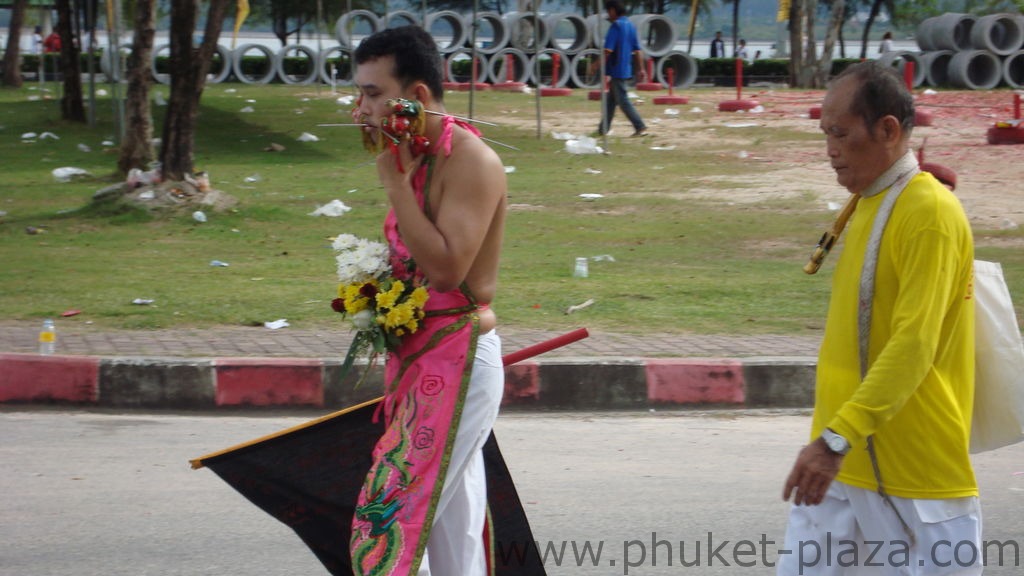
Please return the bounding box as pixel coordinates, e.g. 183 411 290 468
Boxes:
160 0 232 181
2 0 28 87
118 0 157 175
860 0 884 60
815 0 845 87
56 0 86 121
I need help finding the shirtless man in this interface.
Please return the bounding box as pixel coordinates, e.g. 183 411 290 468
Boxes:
349 26 509 576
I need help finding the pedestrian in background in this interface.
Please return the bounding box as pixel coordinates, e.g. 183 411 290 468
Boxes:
594 0 648 137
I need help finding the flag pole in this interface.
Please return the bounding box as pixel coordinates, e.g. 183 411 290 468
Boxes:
190 328 589 469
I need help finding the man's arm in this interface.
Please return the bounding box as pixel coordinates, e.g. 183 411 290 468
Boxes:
633 50 646 81
377 134 506 293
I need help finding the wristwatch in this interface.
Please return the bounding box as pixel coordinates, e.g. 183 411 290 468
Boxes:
821 428 851 455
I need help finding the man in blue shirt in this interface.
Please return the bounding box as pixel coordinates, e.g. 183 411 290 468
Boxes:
595 0 648 137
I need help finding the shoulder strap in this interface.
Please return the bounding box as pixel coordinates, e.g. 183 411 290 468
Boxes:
858 165 919 546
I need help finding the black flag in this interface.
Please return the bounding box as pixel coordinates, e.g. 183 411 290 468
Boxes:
192 399 546 575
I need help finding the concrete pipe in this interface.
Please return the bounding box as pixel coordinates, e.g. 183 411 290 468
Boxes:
585 14 608 48
504 12 550 51
425 11 468 54
487 48 530 84
927 13 976 52
970 14 1024 56
545 13 590 54
629 14 678 57
878 50 926 87
530 49 572 88
657 51 698 88
335 10 381 49
570 48 603 89
232 43 277 84
151 43 171 85
948 49 1003 90
318 46 353 86
383 10 419 29
445 49 488 84
1003 50 1024 89
206 44 233 84
921 50 954 87
915 16 939 51
469 12 510 55
275 45 318 85
99 44 131 83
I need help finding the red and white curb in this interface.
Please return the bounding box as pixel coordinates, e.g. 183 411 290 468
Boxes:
0 353 816 410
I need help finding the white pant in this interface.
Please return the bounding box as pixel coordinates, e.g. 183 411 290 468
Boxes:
778 480 982 576
418 330 504 576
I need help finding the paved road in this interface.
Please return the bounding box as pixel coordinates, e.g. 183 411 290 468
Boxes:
1 408 1021 575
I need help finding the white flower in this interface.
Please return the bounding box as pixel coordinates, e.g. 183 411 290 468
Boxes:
350 309 375 330
332 234 360 251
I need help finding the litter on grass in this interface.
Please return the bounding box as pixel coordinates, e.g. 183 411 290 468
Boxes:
296 132 320 142
309 199 352 217
52 167 90 182
264 319 289 330
565 136 603 155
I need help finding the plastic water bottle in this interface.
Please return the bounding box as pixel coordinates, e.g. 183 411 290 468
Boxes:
573 257 589 278
39 319 56 355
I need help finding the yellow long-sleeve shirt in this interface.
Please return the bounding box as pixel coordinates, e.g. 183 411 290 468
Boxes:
813 171 977 499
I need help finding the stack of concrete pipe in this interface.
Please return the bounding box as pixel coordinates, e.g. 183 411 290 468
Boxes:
901 12 1024 89
127 10 698 90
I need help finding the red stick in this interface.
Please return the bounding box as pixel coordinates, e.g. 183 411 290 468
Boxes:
1015 93 1021 120
506 54 514 82
668 68 675 96
551 52 560 87
903 60 914 91
502 328 589 366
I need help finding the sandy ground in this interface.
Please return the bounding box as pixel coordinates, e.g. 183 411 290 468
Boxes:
505 86 1024 241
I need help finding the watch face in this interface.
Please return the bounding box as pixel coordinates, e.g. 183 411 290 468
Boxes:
827 437 845 452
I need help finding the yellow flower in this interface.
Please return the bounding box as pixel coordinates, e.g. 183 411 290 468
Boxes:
409 286 429 308
343 283 369 314
385 303 414 330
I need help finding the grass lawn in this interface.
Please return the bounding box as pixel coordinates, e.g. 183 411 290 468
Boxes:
1 82 1020 335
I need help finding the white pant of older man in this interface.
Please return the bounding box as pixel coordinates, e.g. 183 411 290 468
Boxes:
778 480 982 576
417 330 504 576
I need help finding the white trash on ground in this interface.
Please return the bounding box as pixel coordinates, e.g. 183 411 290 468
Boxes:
210 260 230 267
240 106 254 113
131 298 154 305
551 131 576 140
504 166 516 174
336 95 355 105
579 193 604 200
40 132 59 140
77 143 91 152
264 319 289 330
192 211 207 223
296 132 320 142
583 168 602 174
52 167 90 182
565 136 604 155
309 199 352 217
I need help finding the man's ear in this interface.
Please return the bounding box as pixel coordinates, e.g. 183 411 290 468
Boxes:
412 82 432 105
877 115 903 144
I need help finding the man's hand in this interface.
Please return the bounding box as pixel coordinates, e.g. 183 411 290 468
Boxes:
636 69 647 82
782 437 844 506
376 134 424 201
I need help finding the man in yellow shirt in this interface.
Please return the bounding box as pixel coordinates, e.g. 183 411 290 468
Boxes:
779 61 980 575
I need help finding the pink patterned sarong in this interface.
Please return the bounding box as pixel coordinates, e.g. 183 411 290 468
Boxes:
350 116 486 576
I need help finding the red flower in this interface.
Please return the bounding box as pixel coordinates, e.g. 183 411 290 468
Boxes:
359 283 380 299
331 298 346 313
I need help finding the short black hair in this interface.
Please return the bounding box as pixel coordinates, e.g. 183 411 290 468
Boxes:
354 25 443 102
833 60 915 136
604 1 625 15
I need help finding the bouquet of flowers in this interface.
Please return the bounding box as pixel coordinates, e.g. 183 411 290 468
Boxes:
329 234 429 382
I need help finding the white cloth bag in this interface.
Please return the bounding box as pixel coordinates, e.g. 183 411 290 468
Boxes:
970 259 1024 453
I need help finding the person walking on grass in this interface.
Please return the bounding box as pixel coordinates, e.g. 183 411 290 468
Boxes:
594 0 648 137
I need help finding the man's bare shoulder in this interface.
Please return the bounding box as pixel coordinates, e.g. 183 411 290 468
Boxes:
446 125 505 177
